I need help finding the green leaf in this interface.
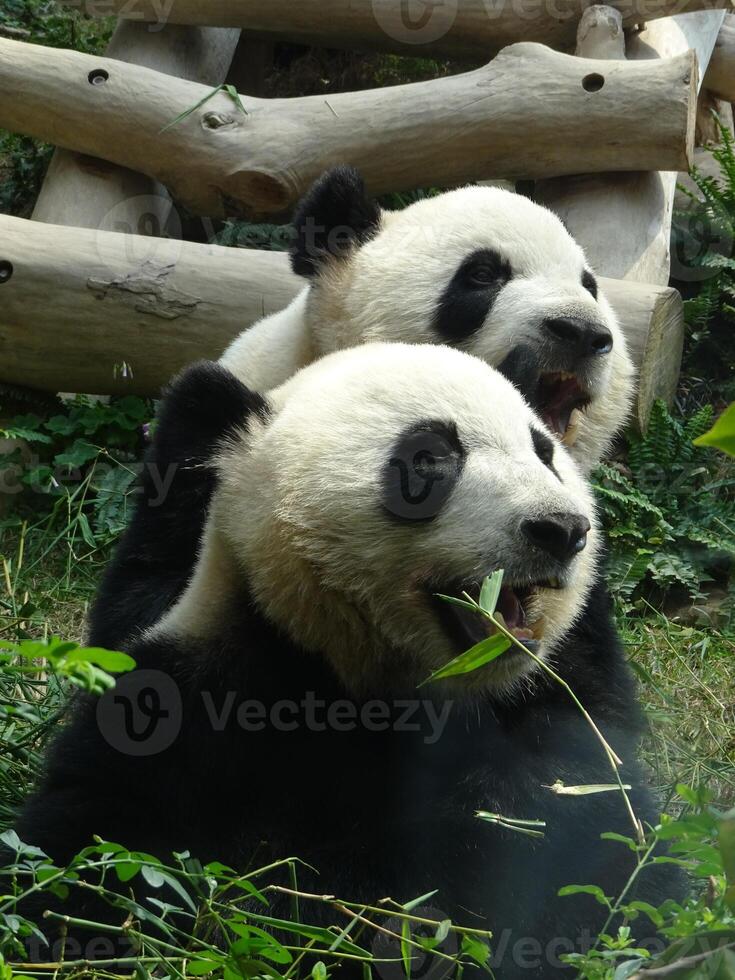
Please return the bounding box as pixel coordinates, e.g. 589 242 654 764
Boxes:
558 884 611 907
54 439 99 470
546 781 632 796
311 963 327 980
77 512 97 548
694 402 735 456
419 632 511 686
402 890 438 912
401 918 412 978
479 569 504 614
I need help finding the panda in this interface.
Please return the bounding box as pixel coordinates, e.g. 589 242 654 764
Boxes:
87 168 634 652
220 166 634 472
17 346 681 977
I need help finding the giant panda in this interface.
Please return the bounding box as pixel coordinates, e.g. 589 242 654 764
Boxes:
87 168 634 652
17 346 681 977
220 167 634 471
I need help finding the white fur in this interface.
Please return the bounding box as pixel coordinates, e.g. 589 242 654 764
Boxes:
159 344 599 697
221 185 634 473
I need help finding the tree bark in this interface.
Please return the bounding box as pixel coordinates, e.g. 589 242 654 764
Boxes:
0 214 683 430
537 8 724 286
58 0 733 60
704 13 735 101
32 20 240 234
0 36 697 218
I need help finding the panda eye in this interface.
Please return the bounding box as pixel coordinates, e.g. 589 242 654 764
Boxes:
464 250 511 288
382 420 465 523
582 270 598 299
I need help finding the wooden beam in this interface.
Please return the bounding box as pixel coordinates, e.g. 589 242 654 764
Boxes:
58 0 734 60
0 214 683 432
537 8 724 286
32 20 240 234
704 13 735 101
0 36 697 218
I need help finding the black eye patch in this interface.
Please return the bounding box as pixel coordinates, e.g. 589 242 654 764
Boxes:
434 248 512 343
531 427 558 476
383 421 465 523
582 270 598 299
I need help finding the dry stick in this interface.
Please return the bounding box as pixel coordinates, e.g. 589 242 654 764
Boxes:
267 886 492 937
465 596 645 845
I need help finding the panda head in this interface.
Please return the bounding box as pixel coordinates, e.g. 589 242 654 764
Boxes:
290 166 634 473
191 344 600 696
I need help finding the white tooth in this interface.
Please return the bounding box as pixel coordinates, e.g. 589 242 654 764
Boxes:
562 407 583 447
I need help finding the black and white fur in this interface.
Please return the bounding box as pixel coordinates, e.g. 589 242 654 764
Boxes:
221 167 634 471
17 348 682 977
88 169 633 652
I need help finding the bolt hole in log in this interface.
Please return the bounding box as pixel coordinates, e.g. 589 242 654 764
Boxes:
0 260 13 283
88 68 109 85
582 72 605 92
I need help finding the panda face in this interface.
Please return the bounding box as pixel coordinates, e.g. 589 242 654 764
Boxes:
299 174 633 473
212 343 599 696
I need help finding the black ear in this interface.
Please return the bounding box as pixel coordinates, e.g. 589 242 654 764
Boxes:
155 360 270 467
290 166 382 278
86 362 270 651
496 345 543 413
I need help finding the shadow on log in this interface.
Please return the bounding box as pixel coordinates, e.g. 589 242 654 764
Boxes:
0 36 697 217
59 0 734 60
0 214 683 431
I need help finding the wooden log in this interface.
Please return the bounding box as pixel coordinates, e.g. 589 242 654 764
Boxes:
537 8 724 286
704 13 735 100
32 20 240 234
0 36 697 218
59 0 734 60
0 214 684 430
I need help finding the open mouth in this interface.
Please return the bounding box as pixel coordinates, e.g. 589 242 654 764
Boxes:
536 372 590 445
434 577 564 656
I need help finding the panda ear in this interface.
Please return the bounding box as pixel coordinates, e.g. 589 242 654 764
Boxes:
155 361 270 468
290 166 382 279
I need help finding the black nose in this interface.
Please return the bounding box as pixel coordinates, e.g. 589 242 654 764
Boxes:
521 512 591 563
543 317 613 357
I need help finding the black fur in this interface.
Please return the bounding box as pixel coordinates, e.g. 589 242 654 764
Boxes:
86 361 268 650
16 577 684 977
290 166 382 278
582 270 598 300
497 344 544 415
530 427 556 473
434 248 512 343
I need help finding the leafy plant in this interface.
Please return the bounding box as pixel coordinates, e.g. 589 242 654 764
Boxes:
593 401 735 606
0 394 152 542
673 116 735 404
695 402 735 457
0 638 135 831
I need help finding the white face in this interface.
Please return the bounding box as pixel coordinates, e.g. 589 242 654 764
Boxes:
214 343 600 697
309 186 634 473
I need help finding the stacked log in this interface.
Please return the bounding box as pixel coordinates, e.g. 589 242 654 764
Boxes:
0 214 684 432
0 36 696 218
58 0 732 59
